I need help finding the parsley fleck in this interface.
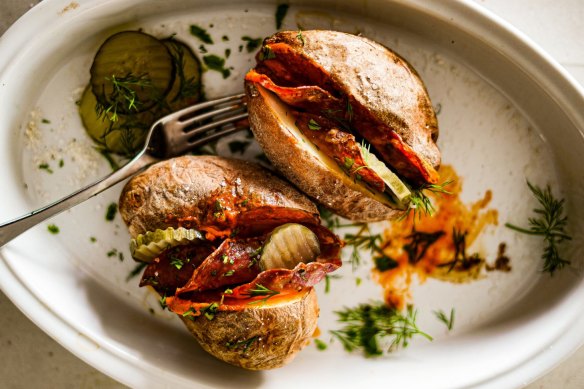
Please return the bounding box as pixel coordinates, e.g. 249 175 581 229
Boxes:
314 338 327 350
38 163 53 174
308 119 321 131
41 118 51 124
189 24 213 44
47 224 59 234
275 3 290 29
241 36 263 53
105 202 117 221
203 54 231 78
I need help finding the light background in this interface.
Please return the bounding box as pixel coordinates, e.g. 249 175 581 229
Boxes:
1 0 583 387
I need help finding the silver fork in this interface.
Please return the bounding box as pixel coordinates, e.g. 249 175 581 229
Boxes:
0 93 248 248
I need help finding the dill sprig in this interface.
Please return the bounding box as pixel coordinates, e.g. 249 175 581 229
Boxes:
96 73 152 122
344 224 382 271
433 308 455 331
330 303 432 357
404 180 453 220
505 181 571 275
245 284 280 304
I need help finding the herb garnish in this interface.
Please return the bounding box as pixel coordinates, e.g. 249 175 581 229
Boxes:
170 257 184 270
226 336 259 352
201 302 219 320
105 202 117 221
405 180 453 220
47 224 60 234
330 303 432 357
38 162 53 174
126 262 148 281
314 338 327 351
275 4 290 29
258 45 276 61
41 118 51 124
344 224 383 271
374 255 398 271
308 119 321 131
97 74 152 122
296 30 305 46
203 54 231 79
505 181 571 274
434 308 455 331
403 229 444 264
189 24 213 44
245 284 280 304
241 36 263 53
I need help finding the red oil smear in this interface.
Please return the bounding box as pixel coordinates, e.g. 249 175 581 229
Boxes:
372 165 500 309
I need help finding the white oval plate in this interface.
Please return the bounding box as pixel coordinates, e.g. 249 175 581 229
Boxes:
1 0 584 388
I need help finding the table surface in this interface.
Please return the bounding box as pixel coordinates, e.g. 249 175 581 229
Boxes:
1 0 583 388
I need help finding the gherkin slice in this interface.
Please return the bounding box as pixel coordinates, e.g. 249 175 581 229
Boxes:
259 223 321 270
359 143 411 208
130 227 205 262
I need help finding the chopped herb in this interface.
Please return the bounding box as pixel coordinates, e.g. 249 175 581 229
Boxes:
314 338 327 350
222 35 229 41
441 228 483 272
41 118 51 124
505 181 571 275
343 157 355 170
374 255 398 271
324 274 341 294
258 45 276 61
199 44 208 54
434 308 455 331
203 54 231 79
214 200 223 211
90 236 97 243
224 270 235 277
38 163 53 174
126 262 147 281
222 254 234 264
107 249 118 257
246 284 280 304
406 180 453 220
241 36 263 53
355 277 362 286
47 224 59 234
238 44 244 52
118 252 124 262
159 294 167 310
296 30 305 46
344 225 382 271
105 202 117 221
202 302 219 320
226 336 259 352
224 288 233 294
403 230 444 264
189 24 213 44
275 3 290 29
330 303 432 357
308 119 321 131
170 257 184 270
58 159 64 168
96 74 152 122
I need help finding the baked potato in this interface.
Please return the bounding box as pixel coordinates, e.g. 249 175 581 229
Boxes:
119 156 341 370
244 30 442 221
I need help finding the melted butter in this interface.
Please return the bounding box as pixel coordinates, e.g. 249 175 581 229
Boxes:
372 165 505 309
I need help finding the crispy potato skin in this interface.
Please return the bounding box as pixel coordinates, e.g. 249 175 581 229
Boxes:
246 82 403 221
265 30 440 169
119 155 317 237
180 288 319 370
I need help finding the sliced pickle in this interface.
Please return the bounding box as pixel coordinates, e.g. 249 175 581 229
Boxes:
359 143 411 207
259 224 321 270
130 227 204 262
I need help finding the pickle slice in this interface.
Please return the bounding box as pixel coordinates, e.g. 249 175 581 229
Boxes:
360 143 411 207
259 224 321 270
79 86 150 155
162 39 203 110
90 31 175 114
130 227 205 262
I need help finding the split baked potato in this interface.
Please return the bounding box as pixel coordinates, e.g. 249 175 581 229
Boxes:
245 30 442 221
119 156 341 370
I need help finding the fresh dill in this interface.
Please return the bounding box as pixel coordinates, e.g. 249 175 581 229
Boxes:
275 3 290 29
404 180 453 220
330 303 432 357
226 336 259 352
314 338 328 351
403 229 444 264
296 30 305 46
245 284 280 304
105 202 117 221
433 308 455 331
96 73 152 122
241 36 263 53
344 224 383 271
505 181 571 275
189 24 213 44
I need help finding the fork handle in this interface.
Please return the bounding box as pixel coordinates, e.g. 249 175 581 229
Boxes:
0 152 157 248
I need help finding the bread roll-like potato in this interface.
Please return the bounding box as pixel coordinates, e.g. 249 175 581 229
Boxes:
119 156 337 370
245 30 442 221
180 289 318 370
119 155 318 237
